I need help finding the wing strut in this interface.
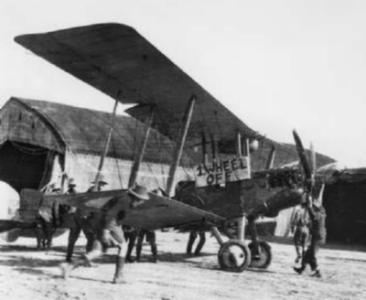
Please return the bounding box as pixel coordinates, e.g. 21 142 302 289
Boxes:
128 107 155 187
244 138 252 177
166 96 196 197
93 99 119 189
236 132 246 241
201 132 209 166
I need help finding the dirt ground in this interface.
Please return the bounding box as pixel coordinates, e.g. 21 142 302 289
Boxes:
0 231 365 300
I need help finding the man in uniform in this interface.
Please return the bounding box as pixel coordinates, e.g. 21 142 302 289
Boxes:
87 174 108 192
61 184 150 284
294 184 326 278
67 178 77 195
36 182 62 249
290 202 310 263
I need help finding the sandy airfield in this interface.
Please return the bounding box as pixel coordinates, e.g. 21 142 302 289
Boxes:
0 231 365 300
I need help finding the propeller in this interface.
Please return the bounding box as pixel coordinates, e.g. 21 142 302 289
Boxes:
292 130 314 193
265 145 276 170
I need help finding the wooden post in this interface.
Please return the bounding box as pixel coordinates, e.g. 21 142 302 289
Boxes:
128 107 155 188
93 99 119 188
166 96 196 197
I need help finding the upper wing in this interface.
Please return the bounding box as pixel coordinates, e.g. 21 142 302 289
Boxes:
45 190 224 230
15 23 260 151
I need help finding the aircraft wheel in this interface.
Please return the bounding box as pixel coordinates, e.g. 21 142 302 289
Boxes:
248 241 272 269
218 240 251 272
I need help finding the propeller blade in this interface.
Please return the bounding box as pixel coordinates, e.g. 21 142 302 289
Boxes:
292 130 312 182
265 145 276 170
310 142 316 178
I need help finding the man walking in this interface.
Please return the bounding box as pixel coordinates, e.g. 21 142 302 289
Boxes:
61 184 150 283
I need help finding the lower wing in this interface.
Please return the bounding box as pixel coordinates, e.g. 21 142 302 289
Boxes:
45 190 225 230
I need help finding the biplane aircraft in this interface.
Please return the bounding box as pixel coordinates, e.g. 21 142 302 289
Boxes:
0 23 326 272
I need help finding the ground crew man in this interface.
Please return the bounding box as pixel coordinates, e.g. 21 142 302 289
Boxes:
290 203 310 263
36 182 62 249
67 178 77 195
294 185 326 278
61 184 150 283
87 174 108 192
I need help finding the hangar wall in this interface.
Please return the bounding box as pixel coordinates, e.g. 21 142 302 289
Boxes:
48 150 192 192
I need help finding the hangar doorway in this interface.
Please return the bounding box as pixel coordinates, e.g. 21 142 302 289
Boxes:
0 141 55 192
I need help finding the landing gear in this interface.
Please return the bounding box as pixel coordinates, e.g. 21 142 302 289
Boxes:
212 215 273 272
218 240 251 272
248 241 272 269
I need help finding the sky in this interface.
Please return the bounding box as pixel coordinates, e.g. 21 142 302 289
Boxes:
1 0 366 168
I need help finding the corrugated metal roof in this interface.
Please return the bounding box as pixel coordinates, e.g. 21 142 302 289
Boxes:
0 97 195 166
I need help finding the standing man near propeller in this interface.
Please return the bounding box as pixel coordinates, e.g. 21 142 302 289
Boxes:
294 184 326 277
290 201 310 263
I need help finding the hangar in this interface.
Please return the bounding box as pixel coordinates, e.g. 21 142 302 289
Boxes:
0 97 194 193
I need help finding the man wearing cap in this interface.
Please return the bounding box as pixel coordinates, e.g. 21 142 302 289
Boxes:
294 184 326 278
87 174 108 192
67 178 77 195
61 184 150 284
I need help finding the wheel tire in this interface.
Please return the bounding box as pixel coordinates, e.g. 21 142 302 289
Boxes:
248 241 272 269
218 240 251 272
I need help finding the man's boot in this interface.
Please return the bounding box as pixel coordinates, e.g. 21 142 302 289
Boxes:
295 255 302 264
293 266 304 274
60 262 73 279
60 258 84 279
112 256 125 284
310 269 321 278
